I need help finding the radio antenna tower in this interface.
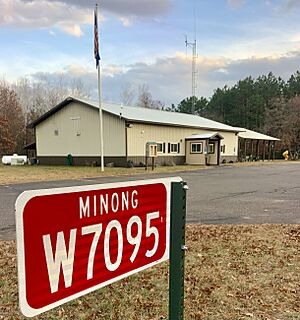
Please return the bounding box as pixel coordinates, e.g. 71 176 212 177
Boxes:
185 1 197 114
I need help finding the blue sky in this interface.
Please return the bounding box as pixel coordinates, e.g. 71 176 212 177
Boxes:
1 0 300 105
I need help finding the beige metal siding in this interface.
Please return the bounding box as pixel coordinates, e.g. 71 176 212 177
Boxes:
36 102 125 157
219 131 238 157
127 122 238 158
186 140 218 165
185 140 206 164
127 123 203 156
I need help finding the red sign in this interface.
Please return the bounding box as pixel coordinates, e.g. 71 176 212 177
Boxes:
15 177 181 317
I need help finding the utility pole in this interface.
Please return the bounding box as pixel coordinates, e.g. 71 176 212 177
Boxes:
185 36 197 114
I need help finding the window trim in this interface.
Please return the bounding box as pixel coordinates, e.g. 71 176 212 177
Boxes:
190 142 203 154
156 142 164 154
208 142 215 154
170 143 178 153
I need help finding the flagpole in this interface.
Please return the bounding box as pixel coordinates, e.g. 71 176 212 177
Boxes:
97 61 104 172
95 3 104 172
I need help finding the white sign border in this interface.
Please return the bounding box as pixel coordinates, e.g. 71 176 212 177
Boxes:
15 176 182 317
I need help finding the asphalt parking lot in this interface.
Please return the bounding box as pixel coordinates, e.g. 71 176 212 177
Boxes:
0 162 299 240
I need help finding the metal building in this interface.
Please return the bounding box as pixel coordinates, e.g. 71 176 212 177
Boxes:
29 96 243 166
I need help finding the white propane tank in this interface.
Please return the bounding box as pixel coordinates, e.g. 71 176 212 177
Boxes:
1 155 11 164
1 154 27 165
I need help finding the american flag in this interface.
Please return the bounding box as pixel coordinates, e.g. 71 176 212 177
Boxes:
94 5 100 68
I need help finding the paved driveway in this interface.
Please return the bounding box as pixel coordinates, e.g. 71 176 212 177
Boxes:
1 162 300 240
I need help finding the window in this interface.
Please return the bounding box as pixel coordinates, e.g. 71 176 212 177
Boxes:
168 142 180 153
157 143 163 153
190 142 203 154
208 143 215 154
54 129 59 136
221 145 226 153
170 143 178 153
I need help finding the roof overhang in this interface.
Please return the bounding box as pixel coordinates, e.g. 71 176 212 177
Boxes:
24 142 36 150
185 132 224 140
234 127 280 141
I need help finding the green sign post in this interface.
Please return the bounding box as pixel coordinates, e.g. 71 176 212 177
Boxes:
169 181 188 319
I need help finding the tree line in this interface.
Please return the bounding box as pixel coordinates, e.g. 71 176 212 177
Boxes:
1 71 300 158
0 78 163 157
0 76 91 156
170 71 300 158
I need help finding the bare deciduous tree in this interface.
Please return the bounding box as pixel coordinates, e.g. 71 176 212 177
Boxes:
0 116 15 156
136 84 165 109
0 81 25 155
137 84 152 108
120 83 135 106
13 75 91 124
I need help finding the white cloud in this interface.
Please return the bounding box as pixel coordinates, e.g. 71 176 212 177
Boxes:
103 64 126 77
26 51 300 106
0 0 92 35
118 16 132 27
0 0 171 34
34 0 172 18
220 52 300 81
60 24 84 37
64 65 92 76
289 33 300 43
216 68 229 75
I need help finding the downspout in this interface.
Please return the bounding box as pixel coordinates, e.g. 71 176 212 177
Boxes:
205 140 208 165
217 137 220 165
125 122 128 166
238 137 241 162
34 127 37 159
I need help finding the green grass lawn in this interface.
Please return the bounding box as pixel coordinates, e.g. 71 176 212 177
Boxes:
1 225 299 320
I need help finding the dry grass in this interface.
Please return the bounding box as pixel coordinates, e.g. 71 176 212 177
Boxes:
0 164 211 185
1 161 299 186
1 225 299 320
